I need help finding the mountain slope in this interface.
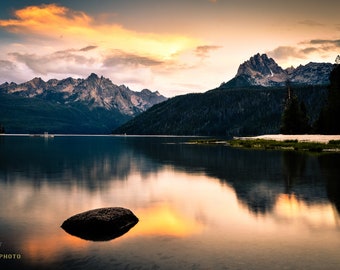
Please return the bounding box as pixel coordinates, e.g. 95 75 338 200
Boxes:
0 93 131 134
114 85 328 136
114 54 332 136
0 74 166 134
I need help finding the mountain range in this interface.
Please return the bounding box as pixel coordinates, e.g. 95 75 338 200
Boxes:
0 53 334 135
0 73 166 134
114 54 333 136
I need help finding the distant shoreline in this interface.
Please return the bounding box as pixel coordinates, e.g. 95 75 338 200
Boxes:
191 135 340 153
234 134 340 144
0 134 204 138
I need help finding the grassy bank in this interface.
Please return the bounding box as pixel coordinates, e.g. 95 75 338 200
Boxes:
190 138 340 153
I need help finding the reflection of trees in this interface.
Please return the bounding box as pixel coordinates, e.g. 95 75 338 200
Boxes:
282 151 326 204
282 151 307 192
318 154 340 213
130 139 334 215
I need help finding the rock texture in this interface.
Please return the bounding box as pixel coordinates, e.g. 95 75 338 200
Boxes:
0 73 166 116
0 73 167 134
61 207 139 241
223 53 333 88
235 53 287 86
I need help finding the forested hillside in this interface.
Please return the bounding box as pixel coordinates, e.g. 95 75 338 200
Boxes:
114 85 328 137
0 93 130 134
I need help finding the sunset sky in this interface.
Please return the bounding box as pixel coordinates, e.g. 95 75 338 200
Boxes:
0 0 339 97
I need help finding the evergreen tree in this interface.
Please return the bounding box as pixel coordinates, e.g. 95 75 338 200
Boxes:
314 64 340 134
280 83 310 134
0 124 5 134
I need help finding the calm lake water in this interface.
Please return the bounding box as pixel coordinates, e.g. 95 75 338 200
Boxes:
0 135 340 270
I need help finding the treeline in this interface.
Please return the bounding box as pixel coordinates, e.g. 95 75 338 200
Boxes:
114 84 328 137
281 64 340 134
0 93 132 134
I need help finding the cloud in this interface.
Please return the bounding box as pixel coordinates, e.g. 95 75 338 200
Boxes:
0 4 91 38
301 47 319 54
8 47 96 75
308 39 340 47
0 4 200 92
195 45 222 58
0 4 197 60
0 60 16 71
298 20 324 27
267 46 306 60
0 59 29 83
268 38 340 63
302 39 340 55
103 50 164 67
80 45 98 52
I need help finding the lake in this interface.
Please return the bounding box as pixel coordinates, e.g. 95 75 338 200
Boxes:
0 135 340 270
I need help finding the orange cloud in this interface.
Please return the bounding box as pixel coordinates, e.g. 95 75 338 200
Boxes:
0 4 91 36
0 4 198 62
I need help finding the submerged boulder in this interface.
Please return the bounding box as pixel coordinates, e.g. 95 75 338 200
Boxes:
61 207 139 241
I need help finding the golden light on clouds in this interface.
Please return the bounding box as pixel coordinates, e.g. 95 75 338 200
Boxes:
0 4 91 35
0 4 197 62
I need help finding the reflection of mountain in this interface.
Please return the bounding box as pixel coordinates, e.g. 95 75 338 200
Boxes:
0 136 158 190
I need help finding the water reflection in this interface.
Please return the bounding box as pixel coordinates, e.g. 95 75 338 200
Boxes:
274 194 339 229
130 203 203 237
1 136 339 217
319 154 340 214
126 138 339 216
1 136 340 269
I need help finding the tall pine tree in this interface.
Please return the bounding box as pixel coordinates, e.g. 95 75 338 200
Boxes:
0 124 5 134
280 82 310 134
314 63 340 134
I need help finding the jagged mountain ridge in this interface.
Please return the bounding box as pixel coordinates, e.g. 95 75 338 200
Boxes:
223 53 333 88
0 73 167 134
0 73 166 117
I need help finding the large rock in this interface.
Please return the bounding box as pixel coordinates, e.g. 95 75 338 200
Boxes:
61 207 139 241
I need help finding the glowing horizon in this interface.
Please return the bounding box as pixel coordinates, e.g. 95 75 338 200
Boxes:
0 1 339 97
